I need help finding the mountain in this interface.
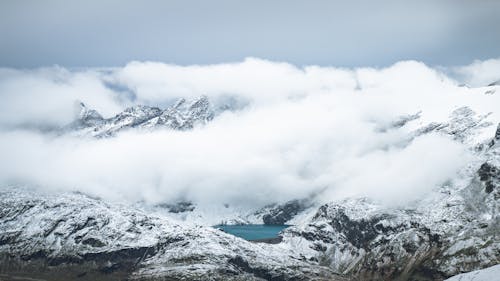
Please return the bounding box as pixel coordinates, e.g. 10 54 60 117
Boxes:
0 99 499 280
487 80 500 87
279 107 499 280
0 186 344 281
67 96 215 137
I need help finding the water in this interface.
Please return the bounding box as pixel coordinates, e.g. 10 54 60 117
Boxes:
214 224 290 241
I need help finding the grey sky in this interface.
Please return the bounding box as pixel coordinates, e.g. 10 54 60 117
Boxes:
0 0 499 68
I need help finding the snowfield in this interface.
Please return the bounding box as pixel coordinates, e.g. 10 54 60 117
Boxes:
444 264 500 281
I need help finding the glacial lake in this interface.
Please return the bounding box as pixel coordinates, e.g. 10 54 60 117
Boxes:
214 224 290 241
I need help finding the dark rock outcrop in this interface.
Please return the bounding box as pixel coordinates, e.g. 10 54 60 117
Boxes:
478 162 500 195
262 199 310 225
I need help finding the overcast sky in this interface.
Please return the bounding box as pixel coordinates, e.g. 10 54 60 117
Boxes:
1 0 499 68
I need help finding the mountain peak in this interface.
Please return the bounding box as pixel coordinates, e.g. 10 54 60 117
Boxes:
68 96 216 137
487 79 500 87
173 98 187 109
69 101 104 130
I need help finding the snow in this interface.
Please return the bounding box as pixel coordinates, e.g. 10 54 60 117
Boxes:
68 96 215 137
444 264 500 281
0 185 344 280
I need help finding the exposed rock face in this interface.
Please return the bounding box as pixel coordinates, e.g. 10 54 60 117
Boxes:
490 123 500 147
478 162 499 195
70 102 105 129
140 96 214 131
260 200 311 225
67 96 215 137
487 80 500 87
156 201 195 213
284 200 446 280
0 187 344 281
283 178 499 279
496 123 500 141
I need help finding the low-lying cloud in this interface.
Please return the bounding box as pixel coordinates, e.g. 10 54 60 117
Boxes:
0 58 498 208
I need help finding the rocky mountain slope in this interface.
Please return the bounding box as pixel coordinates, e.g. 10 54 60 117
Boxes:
279 106 499 280
0 186 344 281
67 96 215 137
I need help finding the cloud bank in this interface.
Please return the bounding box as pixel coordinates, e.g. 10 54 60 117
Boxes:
0 58 498 208
449 58 500 87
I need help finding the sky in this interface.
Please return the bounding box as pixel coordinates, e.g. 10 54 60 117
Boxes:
1 0 499 68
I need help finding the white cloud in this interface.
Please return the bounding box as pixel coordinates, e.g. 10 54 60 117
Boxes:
112 58 358 106
0 67 125 128
449 58 500 87
325 134 470 205
0 58 498 209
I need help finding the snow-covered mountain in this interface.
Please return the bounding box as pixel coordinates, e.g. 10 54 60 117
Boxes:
0 92 499 280
67 96 215 137
0 186 343 281
153 103 499 280
277 105 499 280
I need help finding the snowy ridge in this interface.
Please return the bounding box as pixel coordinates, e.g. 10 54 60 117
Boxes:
67 96 215 137
444 264 500 281
0 186 344 281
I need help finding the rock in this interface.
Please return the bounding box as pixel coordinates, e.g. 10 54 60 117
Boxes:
490 123 500 147
261 199 310 225
478 162 499 195
487 80 500 87
69 102 105 129
156 201 195 213
67 96 216 137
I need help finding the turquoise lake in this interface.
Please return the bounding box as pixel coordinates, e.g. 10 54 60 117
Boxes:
214 224 290 241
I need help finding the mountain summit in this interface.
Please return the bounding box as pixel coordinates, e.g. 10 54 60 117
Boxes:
68 96 215 137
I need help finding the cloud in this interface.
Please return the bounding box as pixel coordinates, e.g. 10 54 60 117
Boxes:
0 58 498 210
111 58 357 105
448 58 500 87
0 67 125 128
324 134 470 204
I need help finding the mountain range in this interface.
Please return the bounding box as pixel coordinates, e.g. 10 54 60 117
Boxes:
67 96 215 137
0 87 499 280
